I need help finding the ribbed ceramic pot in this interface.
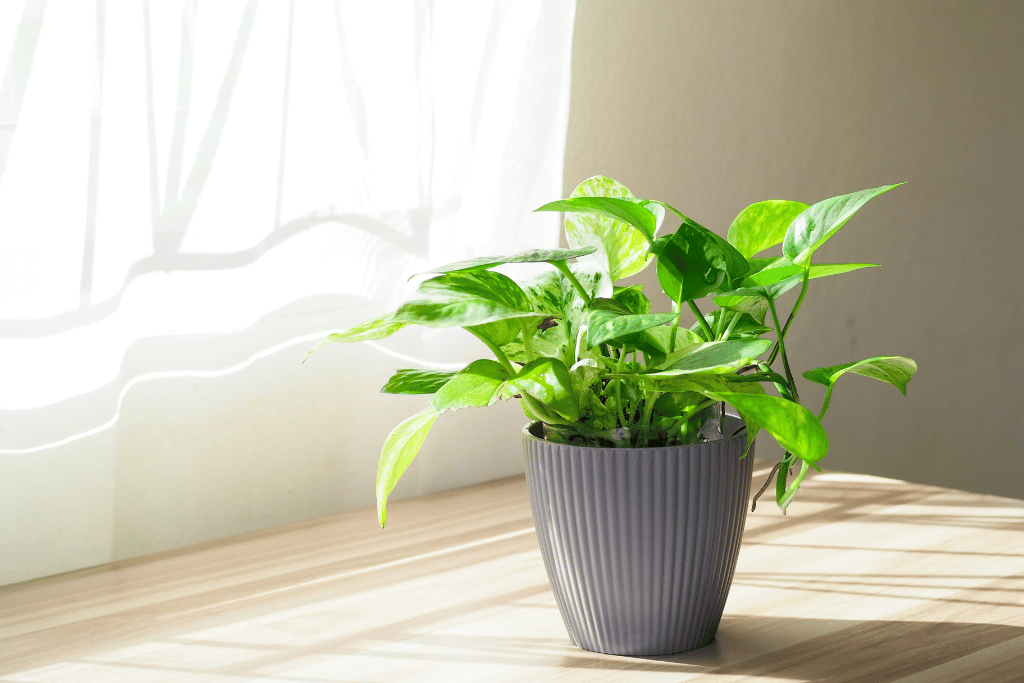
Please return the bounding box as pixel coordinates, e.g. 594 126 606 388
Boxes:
523 415 754 656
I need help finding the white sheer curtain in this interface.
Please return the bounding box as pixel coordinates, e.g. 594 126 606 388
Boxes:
0 0 574 585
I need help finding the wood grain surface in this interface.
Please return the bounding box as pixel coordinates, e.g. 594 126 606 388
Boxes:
2 463 1023 682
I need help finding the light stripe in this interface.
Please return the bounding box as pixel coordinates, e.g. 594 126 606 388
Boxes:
161 526 537 618
1 331 459 454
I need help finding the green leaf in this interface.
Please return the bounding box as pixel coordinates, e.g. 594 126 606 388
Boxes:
376 405 439 527
727 200 809 258
650 226 726 303
587 297 632 315
521 269 567 317
710 292 770 325
656 202 751 284
648 339 772 375
652 391 707 418
612 284 651 314
550 176 657 281
468 319 520 347
507 358 579 423
650 217 750 303
783 184 903 266
714 263 880 318
432 360 511 412
586 309 678 347
536 197 665 245
707 392 829 463
393 270 540 329
381 369 458 395
412 247 596 278
690 310 773 341
803 356 917 395
304 314 407 361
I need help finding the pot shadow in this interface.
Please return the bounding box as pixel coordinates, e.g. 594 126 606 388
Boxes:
368 615 1024 680
626 615 1024 680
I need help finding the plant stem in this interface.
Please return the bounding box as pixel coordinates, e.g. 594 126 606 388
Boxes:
751 461 782 512
778 460 811 510
775 452 794 511
553 261 591 306
721 310 741 341
765 268 811 366
817 384 834 421
640 389 660 437
679 398 716 424
768 297 799 405
614 346 629 428
782 267 811 340
688 299 715 341
467 327 515 374
520 320 536 362
669 289 684 353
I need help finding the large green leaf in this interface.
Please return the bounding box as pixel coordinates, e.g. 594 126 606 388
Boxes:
381 369 458 395
650 226 726 303
656 202 750 283
586 309 678 347
728 200 809 258
536 197 665 245
376 405 439 527
707 392 829 463
550 176 656 281
393 270 539 329
714 263 880 319
803 356 917 395
507 357 579 423
432 360 511 412
412 247 596 278
783 184 903 266
647 339 772 375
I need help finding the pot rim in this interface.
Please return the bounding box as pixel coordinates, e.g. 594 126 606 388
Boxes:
522 413 749 451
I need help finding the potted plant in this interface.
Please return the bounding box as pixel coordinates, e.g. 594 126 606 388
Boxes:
306 176 917 655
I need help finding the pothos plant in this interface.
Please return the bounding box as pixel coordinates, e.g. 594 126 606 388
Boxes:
308 176 917 526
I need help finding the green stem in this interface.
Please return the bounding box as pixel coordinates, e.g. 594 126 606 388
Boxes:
520 320 536 362
669 289 684 353
614 346 629 429
641 389 660 433
775 452 794 511
553 261 591 306
679 398 717 424
757 362 792 400
688 299 715 341
779 460 811 510
782 267 811 340
467 327 515 374
768 297 799 405
817 384 834 422
721 310 741 341
766 268 811 366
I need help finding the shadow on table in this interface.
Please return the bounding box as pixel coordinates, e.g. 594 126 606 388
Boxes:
385 615 1024 681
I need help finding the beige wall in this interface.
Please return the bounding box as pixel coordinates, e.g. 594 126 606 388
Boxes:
565 0 1023 499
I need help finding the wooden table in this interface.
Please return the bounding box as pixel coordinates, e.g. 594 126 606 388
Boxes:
2 463 1023 682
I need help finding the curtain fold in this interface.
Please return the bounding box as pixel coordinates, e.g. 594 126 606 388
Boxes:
0 0 575 585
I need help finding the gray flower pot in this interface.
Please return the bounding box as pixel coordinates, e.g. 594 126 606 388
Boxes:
523 415 754 656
